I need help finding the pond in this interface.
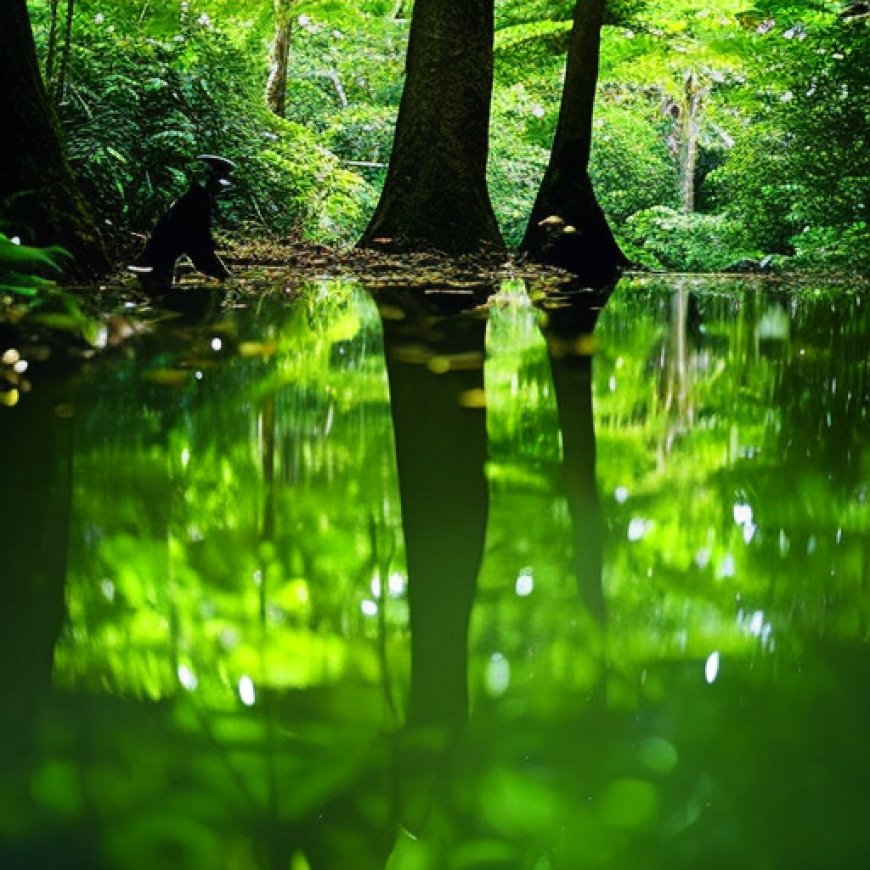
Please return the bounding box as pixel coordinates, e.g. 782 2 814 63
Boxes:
2 274 870 870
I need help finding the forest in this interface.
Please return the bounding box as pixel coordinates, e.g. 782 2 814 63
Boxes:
2 0 869 290
4 3 870 870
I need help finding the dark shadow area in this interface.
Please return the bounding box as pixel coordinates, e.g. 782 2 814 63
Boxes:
538 282 614 622
375 284 492 727
0 358 93 868
0 359 76 757
130 155 234 295
362 284 491 854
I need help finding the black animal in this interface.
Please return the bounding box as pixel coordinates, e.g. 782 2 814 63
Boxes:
130 155 234 294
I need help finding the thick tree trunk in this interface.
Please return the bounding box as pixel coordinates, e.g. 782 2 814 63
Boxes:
265 0 293 117
358 0 504 255
520 0 626 283
0 0 108 276
376 286 491 726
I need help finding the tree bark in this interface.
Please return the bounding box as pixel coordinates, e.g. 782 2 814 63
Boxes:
678 70 707 213
520 0 626 282
265 0 293 117
45 0 60 87
0 0 108 276
358 0 504 255
53 0 76 104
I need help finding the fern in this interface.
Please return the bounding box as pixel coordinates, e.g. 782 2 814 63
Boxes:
0 233 70 296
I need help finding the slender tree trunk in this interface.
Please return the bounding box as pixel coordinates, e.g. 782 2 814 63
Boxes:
543 290 611 623
0 0 108 275
45 0 60 87
678 70 707 212
265 0 293 117
520 0 625 279
358 0 504 255
53 0 75 104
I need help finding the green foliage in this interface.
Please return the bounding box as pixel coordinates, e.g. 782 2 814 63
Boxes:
621 206 757 271
493 18 571 82
19 0 870 273
706 124 800 254
703 9 870 269
0 233 69 297
28 1 377 251
0 233 106 349
495 0 575 27
790 223 870 273
323 105 395 169
590 106 679 224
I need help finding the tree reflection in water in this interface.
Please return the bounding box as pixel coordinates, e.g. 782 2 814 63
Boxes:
4 279 870 869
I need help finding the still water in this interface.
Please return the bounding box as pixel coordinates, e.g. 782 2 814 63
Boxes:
2 275 869 869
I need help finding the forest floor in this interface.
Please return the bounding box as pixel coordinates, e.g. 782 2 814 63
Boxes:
103 235 868 302
3 238 573 385
223 237 530 294
3 236 867 387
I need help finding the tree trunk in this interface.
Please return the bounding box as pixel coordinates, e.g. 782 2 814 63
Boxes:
0 0 108 276
678 70 707 213
265 0 293 117
52 0 76 104
520 0 626 282
358 0 504 255
45 0 60 87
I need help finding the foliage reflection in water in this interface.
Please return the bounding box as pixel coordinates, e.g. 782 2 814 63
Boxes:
1 276 870 870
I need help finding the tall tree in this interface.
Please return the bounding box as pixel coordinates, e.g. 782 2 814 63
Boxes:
520 0 626 283
265 0 295 116
358 0 505 255
0 0 108 275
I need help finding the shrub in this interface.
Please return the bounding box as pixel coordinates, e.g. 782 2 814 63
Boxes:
322 105 396 175
621 206 759 272
790 223 870 274
590 106 679 225
33 2 373 254
0 233 69 297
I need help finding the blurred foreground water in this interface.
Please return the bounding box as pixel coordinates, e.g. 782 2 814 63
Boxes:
2 274 869 870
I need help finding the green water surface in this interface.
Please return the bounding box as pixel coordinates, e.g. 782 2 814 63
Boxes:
2 275 869 870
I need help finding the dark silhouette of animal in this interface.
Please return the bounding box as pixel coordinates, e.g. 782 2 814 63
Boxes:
130 155 234 294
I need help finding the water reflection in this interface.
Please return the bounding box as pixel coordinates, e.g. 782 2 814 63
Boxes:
0 356 75 759
540 284 612 622
375 284 491 727
2 277 870 869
